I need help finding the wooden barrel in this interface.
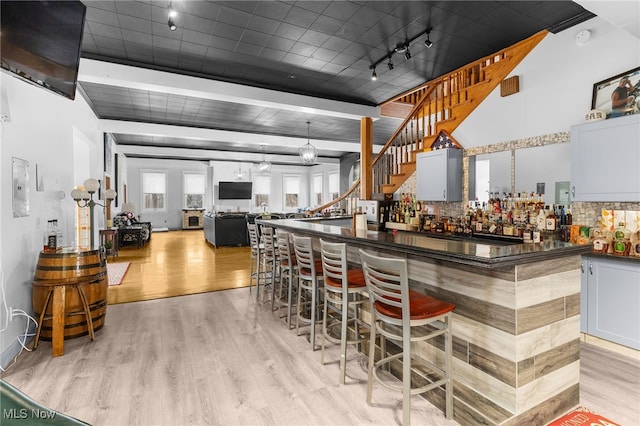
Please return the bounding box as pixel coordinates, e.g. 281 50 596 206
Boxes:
32 250 108 340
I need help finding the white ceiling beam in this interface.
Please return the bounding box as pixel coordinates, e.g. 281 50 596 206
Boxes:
99 119 380 154
80 58 380 121
116 144 339 164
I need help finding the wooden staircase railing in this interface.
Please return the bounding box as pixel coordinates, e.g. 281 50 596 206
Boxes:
308 30 547 216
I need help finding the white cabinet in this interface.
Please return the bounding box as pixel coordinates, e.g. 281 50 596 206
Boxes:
416 148 462 201
581 255 640 349
570 114 640 201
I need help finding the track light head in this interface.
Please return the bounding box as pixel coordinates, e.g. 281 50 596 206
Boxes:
404 47 411 60
371 67 377 81
168 17 177 31
387 57 394 70
424 29 433 48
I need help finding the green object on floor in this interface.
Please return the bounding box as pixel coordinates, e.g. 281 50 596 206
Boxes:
0 380 91 425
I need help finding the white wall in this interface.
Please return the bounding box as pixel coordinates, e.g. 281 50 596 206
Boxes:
125 157 337 227
124 157 209 230
454 16 640 146
1 72 103 364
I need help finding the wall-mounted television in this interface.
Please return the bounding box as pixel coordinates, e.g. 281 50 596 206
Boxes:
1 0 86 100
219 182 253 200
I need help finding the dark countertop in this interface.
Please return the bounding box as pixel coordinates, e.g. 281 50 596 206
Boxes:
584 252 640 265
258 217 593 269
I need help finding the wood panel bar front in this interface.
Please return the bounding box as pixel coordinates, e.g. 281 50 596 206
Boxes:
259 218 591 425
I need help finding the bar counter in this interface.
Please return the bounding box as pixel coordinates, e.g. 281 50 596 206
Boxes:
259 217 592 425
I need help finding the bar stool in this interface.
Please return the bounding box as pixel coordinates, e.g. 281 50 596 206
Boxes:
247 223 264 297
359 249 455 425
274 230 297 327
320 239 368 384
292 234 323 350
260 226 278 306
32 275 98 357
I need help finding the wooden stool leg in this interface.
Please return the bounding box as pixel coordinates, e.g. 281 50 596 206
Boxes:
75 284 95 341
51 285 65 357
33 288 54 350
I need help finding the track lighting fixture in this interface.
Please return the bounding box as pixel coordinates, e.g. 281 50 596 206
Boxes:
424 29 433 48
167 2 177 31
369 27 434 79
403 46 411 60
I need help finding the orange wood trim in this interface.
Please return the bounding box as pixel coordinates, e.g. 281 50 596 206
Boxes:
360 117 373 200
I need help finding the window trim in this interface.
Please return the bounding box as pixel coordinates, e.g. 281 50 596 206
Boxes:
182 170 206 209
141 169 168 213
282 173 302 210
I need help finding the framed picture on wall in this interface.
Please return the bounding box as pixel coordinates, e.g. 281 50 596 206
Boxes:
591 66 640 119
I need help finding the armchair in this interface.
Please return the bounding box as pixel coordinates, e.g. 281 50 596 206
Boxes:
113 204 152 248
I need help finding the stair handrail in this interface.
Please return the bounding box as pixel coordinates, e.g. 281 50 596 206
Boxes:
308 31 547 216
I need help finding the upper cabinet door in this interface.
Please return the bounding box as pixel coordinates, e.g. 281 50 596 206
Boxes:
416 149 462 201
571 114 640 202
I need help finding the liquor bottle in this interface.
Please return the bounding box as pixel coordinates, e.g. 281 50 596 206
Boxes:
545 206 556 231
536 208 546 231
52 220 63 248
43 220 57 252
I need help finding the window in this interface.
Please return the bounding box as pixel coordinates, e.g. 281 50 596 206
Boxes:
313 173 323 205
183 172 205 209
283 174 301 209
254 175 271 209
328 172 339 200
142 171 166 211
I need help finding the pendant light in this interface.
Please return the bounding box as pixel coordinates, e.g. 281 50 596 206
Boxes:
299 121 317 165
257 145 271 173
234 162 246 180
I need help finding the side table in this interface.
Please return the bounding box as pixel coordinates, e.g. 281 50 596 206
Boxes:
99 229 119 257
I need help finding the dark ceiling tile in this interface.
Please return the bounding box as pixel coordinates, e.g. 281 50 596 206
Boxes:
183 15 217 34
247 14 282 35
311 47 339 62
118 14 152 33
289 41 318 57
321 36 353 52
299 29 331 47
323 1 361 21
273 22 307 41
85 7 120 27
240 29 270 47
114 1 151 18
181 29 212 46
217 5 253 27
254 1 292 21
265 35 296 52
180 41 209 57
259 47 287 62
86 21 123 39
212 22 245 41
235 42 263 56
310 14 345 37
283 5 320 29
122 29 152 45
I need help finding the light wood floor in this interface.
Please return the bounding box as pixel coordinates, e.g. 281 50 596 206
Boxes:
2 231 639 425
107 230 252 304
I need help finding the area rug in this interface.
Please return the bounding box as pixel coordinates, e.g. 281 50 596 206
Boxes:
107 262 130 286
547 406 620 426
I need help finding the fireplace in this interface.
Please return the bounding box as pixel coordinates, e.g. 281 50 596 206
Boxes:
182 209 204 229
